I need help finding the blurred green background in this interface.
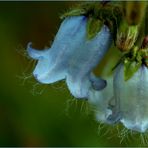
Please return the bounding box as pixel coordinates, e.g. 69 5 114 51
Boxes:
0 1 147 147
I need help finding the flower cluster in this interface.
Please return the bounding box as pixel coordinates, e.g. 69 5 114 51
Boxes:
89 46 148 133
27 2 148 133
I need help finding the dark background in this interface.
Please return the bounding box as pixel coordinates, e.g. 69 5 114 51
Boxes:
0 1 146 146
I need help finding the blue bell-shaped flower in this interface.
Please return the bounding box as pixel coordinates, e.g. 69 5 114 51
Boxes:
108 64 148 132
27 16 112 99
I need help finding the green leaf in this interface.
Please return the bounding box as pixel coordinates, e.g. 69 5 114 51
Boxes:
86 17 103 40
124 59 142 81
60 8 86 19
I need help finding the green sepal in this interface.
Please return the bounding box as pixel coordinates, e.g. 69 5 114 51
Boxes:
124 59 142 81
116 19 138 51
60 2 98 19
113 46 144 81
138 48 148 66
124 47 142 81
60 8 86 20
97 5 123 43
86 17 103 40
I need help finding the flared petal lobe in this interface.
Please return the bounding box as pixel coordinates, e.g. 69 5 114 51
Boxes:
27 42 49 60
27 16 112 98
88 77 113 122
110 64 148 132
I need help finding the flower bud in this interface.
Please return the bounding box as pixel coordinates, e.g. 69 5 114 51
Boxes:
116 20 138 52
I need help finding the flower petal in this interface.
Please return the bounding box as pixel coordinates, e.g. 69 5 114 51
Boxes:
112 64 148 132
28 16 87 84
33 64 66 84
27 42 49 60
27 43 66 83
89 73 107 90
88 76 113 122
66 24 112 98
66 74 91 98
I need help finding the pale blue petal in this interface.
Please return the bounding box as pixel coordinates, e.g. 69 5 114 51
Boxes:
32 45 67 84
89 73 107 90
66 74 91 98
27 43 62 83
27 44 67 84
88 76 113 122
27 42 49 60
67 24 112 98
33 65 66 84
112 64 148 132
52 16 86 45
28 16 87 85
